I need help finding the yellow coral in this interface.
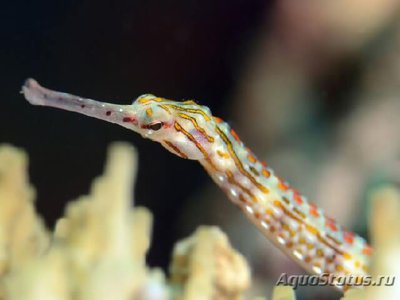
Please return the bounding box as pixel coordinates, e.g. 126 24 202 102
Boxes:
170 226 251 300
0 143 259 300
0 143 164 300
0 145 49 276
2 142 397 300
341 185 400 300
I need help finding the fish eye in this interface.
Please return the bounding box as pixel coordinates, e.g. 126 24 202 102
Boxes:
146 121 163 131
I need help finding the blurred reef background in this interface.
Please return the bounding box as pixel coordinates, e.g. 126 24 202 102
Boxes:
2 0 400 299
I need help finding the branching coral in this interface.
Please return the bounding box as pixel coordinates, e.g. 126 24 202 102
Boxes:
0 143 398 300
1 143 162 300
0 145 50 288
170 226 250 300
0 143 260 300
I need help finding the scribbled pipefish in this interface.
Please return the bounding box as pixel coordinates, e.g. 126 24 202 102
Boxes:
22 79 372 291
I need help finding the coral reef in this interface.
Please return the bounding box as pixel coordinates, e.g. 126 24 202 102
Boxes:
0 143 398 300
0 143 163 300
170 226 250 300
0 145 50 298
341 186 400 300
0 143 257 300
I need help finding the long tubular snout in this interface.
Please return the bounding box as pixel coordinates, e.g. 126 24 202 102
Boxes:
22 78 139 130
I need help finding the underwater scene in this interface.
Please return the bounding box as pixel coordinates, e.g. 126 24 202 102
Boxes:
2 1 400 299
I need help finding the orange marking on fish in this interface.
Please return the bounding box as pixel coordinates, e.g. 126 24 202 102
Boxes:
213 116 223 123
265 208 274 216
217 150 230 159
164 140 189 159
146 108 153 117
343 252 352 260
262 169 271 178
309 203 320 217
293 191 303 205
230 128 241 143
326 217 338 232
247 153 257 164
343 231 355 245
278 179 289 191
362 245 373 256
182 100 197 105
306 225 318 235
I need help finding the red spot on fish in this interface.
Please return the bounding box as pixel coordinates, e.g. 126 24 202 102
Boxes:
230 129 241 143
326 217 338 232
293 190 303 205
362 245 373 256
81 104 85 108
213 116 223 123
343 231 355 244
106 111 112 116
309 202 320 217
247 153 257 164
123 117 137 125
261 160 268 167
262 169 271 178
277 177 289 191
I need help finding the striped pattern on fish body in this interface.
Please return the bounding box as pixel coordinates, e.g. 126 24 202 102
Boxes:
22 79 372 291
